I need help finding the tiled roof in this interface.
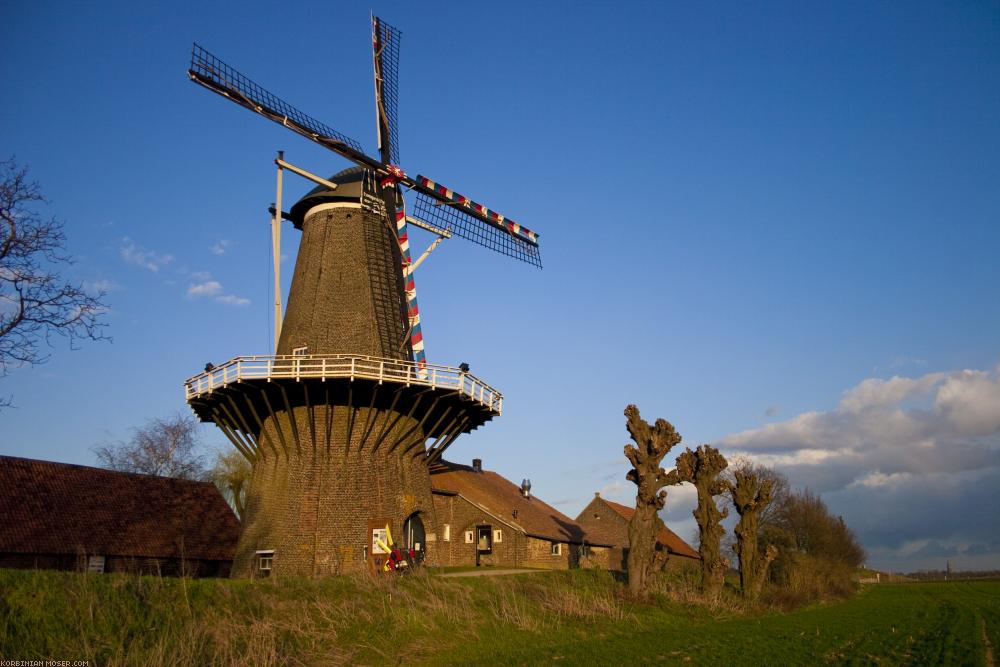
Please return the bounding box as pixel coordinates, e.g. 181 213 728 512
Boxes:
431 461 608 545
0 455 239 561
578 496 700 560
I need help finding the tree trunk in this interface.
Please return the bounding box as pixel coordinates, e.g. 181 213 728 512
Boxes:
622 404 683 597
676 445 730 600
626 502 668 594
730 468 775 601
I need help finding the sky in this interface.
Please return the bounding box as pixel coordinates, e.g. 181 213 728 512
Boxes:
2 1 998 573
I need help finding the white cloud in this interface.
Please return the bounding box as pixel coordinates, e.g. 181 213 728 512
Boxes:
838 373 946 413
210 240 231 255
120 238 173 272
935 369 1000 435
186 276 250 306
215 294 250 306
187 280 222 297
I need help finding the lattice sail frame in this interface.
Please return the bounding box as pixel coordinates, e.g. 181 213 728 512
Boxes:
190 44 365 154
412 180 542 267
189 41 542 265
372 16 402 165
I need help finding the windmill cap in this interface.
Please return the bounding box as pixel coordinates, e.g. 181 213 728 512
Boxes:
289 166 367 229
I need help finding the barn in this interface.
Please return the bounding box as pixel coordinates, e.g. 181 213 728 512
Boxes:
429 459 614 570
574 492 700 572
0 455 239 577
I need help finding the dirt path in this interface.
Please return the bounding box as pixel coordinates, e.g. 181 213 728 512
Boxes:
437 568 543 578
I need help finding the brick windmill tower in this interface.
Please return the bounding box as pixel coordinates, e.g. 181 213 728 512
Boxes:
183 17 541 576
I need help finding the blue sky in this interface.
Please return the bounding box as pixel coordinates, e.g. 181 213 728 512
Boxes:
2 1 998 572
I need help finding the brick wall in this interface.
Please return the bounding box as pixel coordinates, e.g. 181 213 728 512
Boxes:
430 493 586 570
232 403 436 577
526 536 574 569
430 493 526 567
277 204 409 360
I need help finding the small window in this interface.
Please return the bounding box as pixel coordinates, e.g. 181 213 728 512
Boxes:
465 530 474 544
256 550 274 577
87 555 106 573
550 542 562 556
494 529 503 543
581 544 592 558
443 524 451 542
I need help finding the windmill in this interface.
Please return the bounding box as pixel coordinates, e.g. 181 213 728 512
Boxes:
183 16 542 576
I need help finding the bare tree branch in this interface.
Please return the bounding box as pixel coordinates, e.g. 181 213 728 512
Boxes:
0 157 110 402
93 414 209 480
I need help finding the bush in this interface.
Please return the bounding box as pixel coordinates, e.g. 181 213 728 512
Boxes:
763 552 859 609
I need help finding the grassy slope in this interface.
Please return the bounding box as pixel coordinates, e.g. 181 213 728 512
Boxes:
1 569 997 666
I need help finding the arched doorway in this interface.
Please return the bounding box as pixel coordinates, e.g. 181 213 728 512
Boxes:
403 513 426 560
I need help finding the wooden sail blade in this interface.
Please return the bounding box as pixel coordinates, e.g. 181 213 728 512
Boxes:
188 43 380 169
372 16 402 166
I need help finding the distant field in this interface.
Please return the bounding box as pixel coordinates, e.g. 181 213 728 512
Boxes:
1 569 997 665
476 580 1000 666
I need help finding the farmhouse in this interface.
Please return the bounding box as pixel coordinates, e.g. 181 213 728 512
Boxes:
0 455 239 577
429 459 614 569
574 493 700 572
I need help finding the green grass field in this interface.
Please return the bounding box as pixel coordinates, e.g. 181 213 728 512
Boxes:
1 569 997 665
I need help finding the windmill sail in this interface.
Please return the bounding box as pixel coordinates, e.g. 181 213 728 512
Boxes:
372 16 402 166
189 41 543 268
189 44 375 166
412 178 542 267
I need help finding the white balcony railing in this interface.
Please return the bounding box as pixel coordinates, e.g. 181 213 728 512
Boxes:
184 354 502 414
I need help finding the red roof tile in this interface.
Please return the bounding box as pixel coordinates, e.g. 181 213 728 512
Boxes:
431 461 607 545
0 456 239 560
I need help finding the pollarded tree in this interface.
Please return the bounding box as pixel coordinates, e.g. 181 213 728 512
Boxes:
675 444 730 598
623 404 684 595
728 461 779 600
1 158 109 402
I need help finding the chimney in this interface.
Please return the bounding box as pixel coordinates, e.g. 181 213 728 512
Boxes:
520 478 532 499
594 491 601 497
472 458 482 473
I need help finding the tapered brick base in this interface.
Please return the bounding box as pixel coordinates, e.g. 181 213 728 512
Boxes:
232 404 436 577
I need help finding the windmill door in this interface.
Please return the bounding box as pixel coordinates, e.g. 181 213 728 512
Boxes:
403 513 426 562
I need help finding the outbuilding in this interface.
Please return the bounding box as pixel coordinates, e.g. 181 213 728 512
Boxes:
0 455 239 577
430 459 613 569
574 492 700 572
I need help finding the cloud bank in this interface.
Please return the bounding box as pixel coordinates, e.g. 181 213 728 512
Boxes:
717 365 1000 571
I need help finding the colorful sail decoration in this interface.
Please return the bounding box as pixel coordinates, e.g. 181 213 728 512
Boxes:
394 192 427 377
